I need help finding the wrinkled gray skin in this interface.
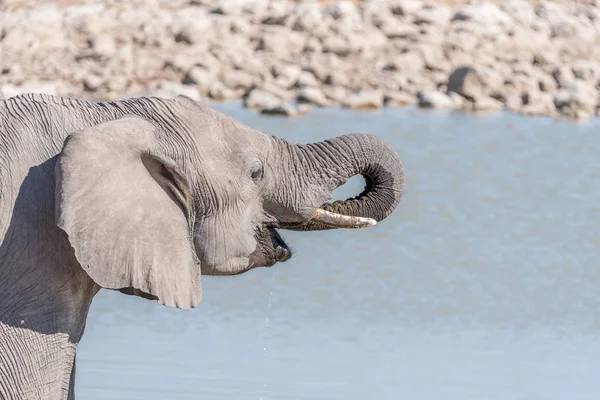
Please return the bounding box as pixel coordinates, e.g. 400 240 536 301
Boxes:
0 94 404 399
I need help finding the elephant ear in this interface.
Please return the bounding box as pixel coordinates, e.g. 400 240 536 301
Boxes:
54 116 202 309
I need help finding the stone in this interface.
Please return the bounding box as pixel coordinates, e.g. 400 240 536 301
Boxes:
447 66 484 101
260 103 298 117
154 81 203 101
244 89 282 110
272 64 302 89
537 72 558 93
323 86 348 102
417 90 456 109
257 81 293 101
472 96 504 112
322 36 351 57
413 5 452 26
207 81 236 101
297 104 313 115
297 87 331 107
553 82 598 116
552 65 576 88
341 90 384 109
182 66 213 88
304 37 323 53
2 81 62 98
378 18 419 39
451 3 512 27
520 91 556 116
571 60 600 83
83 75 104 92
296 71 320 88
220 69 256 91
258 27 306 54
384 52 425 74
384 91 417 106
324 70 351 88
389 0 423 16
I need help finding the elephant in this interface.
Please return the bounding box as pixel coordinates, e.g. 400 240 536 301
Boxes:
0 93 404 399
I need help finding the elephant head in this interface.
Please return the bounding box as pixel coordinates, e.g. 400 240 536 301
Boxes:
54 97 404 310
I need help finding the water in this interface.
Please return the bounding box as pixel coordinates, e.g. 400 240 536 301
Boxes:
76 105 600 400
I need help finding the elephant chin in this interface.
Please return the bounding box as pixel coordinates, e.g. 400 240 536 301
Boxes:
247 228 292 269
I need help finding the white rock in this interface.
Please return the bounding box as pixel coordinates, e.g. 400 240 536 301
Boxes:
341 90 384 109
260 102 298 117
298 87 331 107
244 89 282 110
417 90 456 109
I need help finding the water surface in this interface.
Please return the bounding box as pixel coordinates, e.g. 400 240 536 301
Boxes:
76 105 600 400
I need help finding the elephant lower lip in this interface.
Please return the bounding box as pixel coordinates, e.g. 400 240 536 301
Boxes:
275 246 291 262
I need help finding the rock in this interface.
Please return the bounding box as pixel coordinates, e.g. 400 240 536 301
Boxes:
303 37 323 53
384 51 425 74
260 103 298 117
378 18 419 39
520 91 556 116
1 81 61 98
297 87 331 107
244 89 282 110
107 76 129 94
384 91 417 106
451 3 512 27
447 66 485 101
323 86 348 102
272 64 302 89
322 36 351 57
325 1 360 21
389 0 423 16
220 69 256 91
415 43 448 71
324 69 351 88
89 35 117 59
472 96 504 112
417 90 457 109
553 82 598 117
537 72 558 93
83 75 104 92
413 5 452 26
257 81 293 101
258 27 306 54
296 70 320 88
552 65 576 88
207 81 236 101
154 81 203 101
182 66 213 89
341 90 384 109
571 60 600 83
504 95 522 113
297 104 313 115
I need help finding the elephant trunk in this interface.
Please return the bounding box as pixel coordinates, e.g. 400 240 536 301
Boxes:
276 134 404 231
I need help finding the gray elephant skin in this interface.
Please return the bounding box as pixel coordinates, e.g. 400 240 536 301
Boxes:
0 93 404 399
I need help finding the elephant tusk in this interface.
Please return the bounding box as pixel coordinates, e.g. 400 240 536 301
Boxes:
310 208 377 229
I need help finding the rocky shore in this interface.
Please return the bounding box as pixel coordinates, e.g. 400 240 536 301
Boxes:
1 0 600 119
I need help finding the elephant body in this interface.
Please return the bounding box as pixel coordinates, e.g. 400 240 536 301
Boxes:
0 93 404 399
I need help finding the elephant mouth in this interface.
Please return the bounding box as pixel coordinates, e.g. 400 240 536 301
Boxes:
247 227 292 269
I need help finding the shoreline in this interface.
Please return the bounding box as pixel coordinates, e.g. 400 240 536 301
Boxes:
1 0 600 120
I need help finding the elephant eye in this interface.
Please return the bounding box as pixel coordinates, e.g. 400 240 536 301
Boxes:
250 163 264 182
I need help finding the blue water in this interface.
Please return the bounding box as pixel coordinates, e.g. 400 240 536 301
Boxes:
76 105 600 400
